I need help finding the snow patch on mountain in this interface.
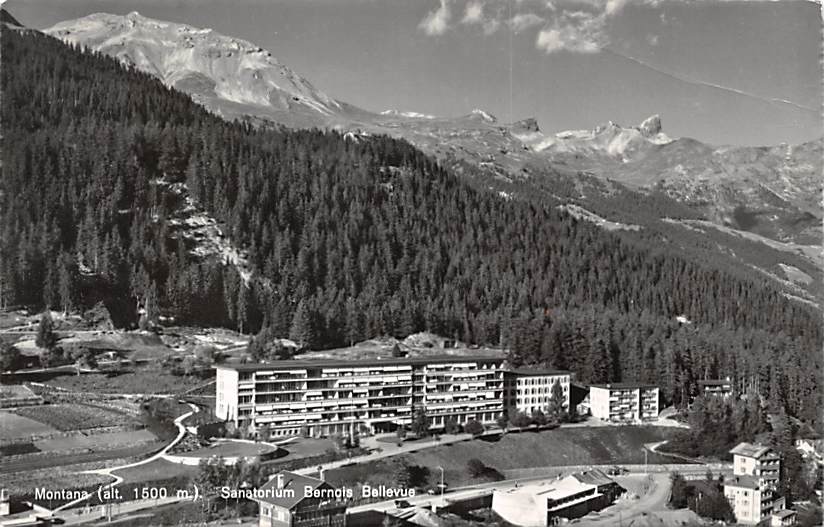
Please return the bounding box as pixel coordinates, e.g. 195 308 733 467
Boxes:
471 109 497 122
559 204 641 231
381 109 436 120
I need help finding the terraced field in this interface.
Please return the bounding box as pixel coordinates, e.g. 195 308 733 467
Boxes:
14 403 134 430
0 410 57 439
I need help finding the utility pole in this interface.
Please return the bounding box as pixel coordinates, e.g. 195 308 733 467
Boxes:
436 465 445 504
644 448 648 475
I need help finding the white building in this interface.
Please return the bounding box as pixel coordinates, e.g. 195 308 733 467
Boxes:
724 442 786 525
215 355 505 438
588 383 659 423
503 368 571 417
492 470 623 526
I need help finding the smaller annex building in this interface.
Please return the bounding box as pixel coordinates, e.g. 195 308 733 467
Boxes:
696 378 734 399
503 368 571 416
252 471 347 527
492 469 624 526
589 383 659 423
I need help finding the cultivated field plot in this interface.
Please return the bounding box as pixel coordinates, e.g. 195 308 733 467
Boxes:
13 403 135 431
0 410 58 439
3 467 114 502
45 367 210 394
0 384 34 399
34 429 157 451
0 444 160 475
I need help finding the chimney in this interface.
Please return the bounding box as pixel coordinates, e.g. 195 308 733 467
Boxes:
319 468 325 481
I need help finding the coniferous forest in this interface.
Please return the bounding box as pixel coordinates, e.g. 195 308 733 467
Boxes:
1 28 820 423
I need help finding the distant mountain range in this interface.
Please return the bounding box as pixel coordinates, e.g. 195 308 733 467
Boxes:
43 11 823 304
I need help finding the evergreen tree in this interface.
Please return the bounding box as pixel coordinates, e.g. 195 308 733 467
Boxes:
36 311 57 349
411 408 430 437
289 300 315 350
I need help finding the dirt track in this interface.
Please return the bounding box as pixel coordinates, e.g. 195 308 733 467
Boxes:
572 473 700 527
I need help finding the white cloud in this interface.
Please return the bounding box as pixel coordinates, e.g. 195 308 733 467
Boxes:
418 0 780 53
605 0 629 15
462 1 484 24
534 8 609 53
509 12 545 33
461 1 503 34
420 0 452 36
536 19 603 53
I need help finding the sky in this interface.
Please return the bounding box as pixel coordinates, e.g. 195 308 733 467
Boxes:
4 0 822 146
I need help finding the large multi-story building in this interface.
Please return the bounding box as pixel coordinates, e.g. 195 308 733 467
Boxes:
724 442 786 525
503 369 571 416
215 356 505 438
588 383 659 423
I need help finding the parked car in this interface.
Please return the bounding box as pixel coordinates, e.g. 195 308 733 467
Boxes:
607 466 628 476
395 499 412 509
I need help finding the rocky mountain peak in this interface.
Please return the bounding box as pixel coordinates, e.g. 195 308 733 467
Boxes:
46 12 342 123
639 114 662 137
512 117 540 133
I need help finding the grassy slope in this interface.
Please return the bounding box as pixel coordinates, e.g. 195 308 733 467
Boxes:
327 426 681 489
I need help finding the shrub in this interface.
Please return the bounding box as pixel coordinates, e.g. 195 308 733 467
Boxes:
444 417 460 435
0 343 21 372
464 420 484 436
467 458 486 478
509 411 532 428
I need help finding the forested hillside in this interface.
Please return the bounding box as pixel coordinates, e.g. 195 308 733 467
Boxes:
1 28 820 421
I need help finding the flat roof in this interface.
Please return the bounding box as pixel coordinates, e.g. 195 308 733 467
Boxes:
216 354 506 371
590 382 659 390
507 368 571 376
698 379 732 386
571 469 617 488
725 475 761 490
772 510 797 519
730 442 774 459
505 476 593 502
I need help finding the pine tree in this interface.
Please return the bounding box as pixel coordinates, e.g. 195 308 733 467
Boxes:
57 254 76 313
36 311 57 349
289 300 315 350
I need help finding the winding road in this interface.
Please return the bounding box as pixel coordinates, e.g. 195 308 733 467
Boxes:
51 402 199 513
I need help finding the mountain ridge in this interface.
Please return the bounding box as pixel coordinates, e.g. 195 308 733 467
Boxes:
41 10 823 301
